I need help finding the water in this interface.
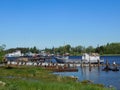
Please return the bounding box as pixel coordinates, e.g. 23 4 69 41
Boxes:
54 56 120 90
101 56 120 64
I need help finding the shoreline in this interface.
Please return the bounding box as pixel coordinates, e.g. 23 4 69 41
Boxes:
71 54 120 56
100 54 120 56
0 65 112 90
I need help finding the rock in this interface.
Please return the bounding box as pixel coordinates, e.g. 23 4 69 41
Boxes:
0 81 6 86
108 85 113 88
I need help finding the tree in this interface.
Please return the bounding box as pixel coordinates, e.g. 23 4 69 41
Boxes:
86 46 94 53
0 44 6 62
75 45 84 53
30 46 39 53
64 44 71 53
0 44 6 51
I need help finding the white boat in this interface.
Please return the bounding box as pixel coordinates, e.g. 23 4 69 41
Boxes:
54 56 81 63
5 50 23 57
82 53 104 64
55 53 104 64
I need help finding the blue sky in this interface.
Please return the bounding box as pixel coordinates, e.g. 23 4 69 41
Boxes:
0 0 120 49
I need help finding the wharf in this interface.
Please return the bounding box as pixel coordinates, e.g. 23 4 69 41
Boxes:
5 61 120 72
6 61 79 72
6 61 120 67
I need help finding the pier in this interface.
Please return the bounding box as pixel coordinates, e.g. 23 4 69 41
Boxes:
6 60 120 67
4 60 118 72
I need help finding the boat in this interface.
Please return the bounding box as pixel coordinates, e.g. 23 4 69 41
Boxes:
55 56 71 63
55 53 104 64
81 53 104 64
54 56 81 63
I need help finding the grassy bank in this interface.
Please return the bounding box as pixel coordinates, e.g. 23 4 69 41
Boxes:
0 66 113 90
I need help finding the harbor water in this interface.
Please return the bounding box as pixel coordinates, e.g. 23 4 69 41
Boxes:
54 56 120 90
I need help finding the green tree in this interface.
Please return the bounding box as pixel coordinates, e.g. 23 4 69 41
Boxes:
86 46 94 53
0 44 6 62
30 46 39 53
64 44 71 53
75 46 84 53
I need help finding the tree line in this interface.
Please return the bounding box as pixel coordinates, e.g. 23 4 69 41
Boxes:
5 46 39 54
0 42 120 60
44 42 120 55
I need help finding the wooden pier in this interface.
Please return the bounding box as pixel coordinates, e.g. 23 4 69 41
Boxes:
5 60 120 72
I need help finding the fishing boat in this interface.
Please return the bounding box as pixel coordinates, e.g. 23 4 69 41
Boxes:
54 56 81 63
82 53 104 64
55 53 104 64
55 56 69 63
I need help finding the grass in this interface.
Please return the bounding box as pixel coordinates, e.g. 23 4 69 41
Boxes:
0 65 114 90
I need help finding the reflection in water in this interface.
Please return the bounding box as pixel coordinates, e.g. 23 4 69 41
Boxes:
53 66 120 90
53 56 120 90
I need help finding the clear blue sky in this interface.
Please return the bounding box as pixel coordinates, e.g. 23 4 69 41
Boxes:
0 0 120 49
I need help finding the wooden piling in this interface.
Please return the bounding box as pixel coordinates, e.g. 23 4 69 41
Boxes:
81 60 83 67
17 61 19 66
89 62 91 71
98 59 100 67
10 61 12 65
40 62 42 67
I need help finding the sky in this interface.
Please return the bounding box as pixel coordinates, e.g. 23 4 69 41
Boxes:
0 0 120 49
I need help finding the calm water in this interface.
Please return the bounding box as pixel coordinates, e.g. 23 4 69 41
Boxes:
54 56 120 90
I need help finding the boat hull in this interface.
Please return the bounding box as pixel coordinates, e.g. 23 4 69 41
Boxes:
55 57 81 63
55 57 104 64
82 59 104 64
55 57 66 63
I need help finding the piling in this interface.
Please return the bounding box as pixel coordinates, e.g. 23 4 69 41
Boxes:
89 61 91 71
40 62 42 67
81 60 83 67
102 60 112 71
16 61 18 66
73 62 76 68
106 60 109 67
68 63 70 68
98 59 100 67
10 61 12 65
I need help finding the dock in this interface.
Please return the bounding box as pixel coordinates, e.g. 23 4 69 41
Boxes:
4 60 120 72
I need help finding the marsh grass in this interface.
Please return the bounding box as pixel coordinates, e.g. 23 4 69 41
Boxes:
0 66 114 90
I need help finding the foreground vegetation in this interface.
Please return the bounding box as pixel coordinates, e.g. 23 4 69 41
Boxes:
0 66 113 90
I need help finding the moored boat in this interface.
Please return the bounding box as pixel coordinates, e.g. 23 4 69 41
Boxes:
55 53 104 64
82 53 104 64
54 56 81 63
